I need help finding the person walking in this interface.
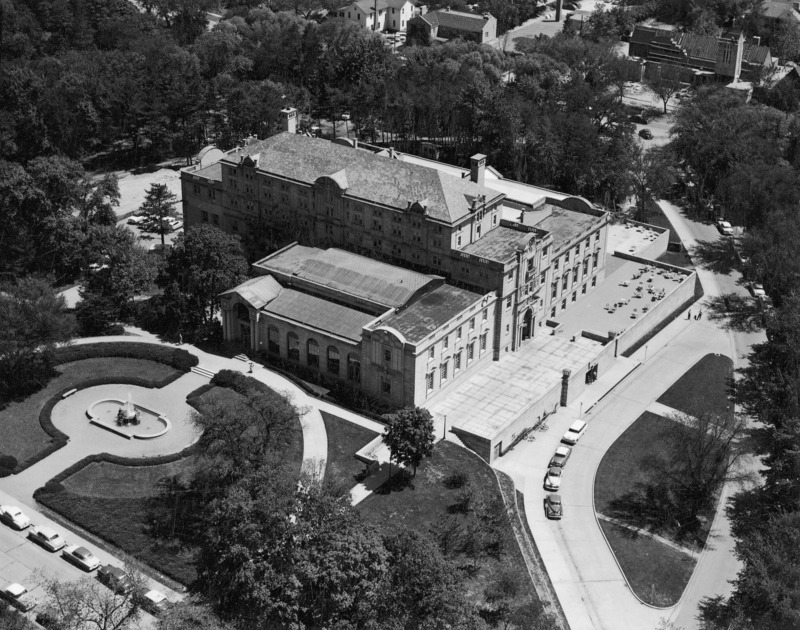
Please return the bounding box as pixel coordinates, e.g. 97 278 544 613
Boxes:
688 309 691 320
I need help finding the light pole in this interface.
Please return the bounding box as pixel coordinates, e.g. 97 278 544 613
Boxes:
579 402 583 418
443 414 447 440
644 344 648 362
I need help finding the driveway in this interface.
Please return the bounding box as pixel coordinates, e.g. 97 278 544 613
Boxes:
494 201 764 630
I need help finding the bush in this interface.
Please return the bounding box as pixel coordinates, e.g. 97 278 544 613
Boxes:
0 455 17 478
54 342 198 372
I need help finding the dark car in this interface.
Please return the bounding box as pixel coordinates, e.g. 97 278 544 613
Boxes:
135 589 169 616
97 565 133 594
638 128 653 140
630 114 648 125
544 494 563 520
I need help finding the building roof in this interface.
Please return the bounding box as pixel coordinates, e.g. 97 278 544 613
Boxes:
220 276 283 310
461 226 536 263
337 0 408 12
378 284 484 344
419 9 493 33
192 162 222 182
261 289 374 343
742 43 772 65
255 245 439 309
525 204 601 248
224 132 504 224
763 0 800 20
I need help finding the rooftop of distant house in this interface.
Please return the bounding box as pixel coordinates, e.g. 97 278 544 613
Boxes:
417 8 495 32
377 284 486 344
762 0 800 21
254 244 441 310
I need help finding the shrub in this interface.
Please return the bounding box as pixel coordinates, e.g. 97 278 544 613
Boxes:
54 342 198 372
444 470 470 489
0 455 17 478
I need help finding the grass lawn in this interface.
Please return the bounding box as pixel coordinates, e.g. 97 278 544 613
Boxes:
600 520 695 607
0 358 178 465
320 411 379 484
657 353 734 419
62 459 201 498
357 441 534 610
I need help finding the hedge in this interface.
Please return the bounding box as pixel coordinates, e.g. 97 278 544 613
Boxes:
54 342 198 372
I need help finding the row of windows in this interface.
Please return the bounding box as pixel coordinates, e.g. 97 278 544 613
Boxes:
425 334 488 393
552 233 602 271
267 330 360 381
549 276 597 317
550 252 600 299
426 312 488 361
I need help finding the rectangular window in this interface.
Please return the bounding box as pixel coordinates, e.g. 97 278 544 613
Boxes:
540 271 546 284
572 268 578 283
268 328 279 354
193 184 201 194
383 348 392 363
381 376 391 394
443 335 449 350
592 277 597 287
571 292 577 302
581 284 587 294
441 362 448 382
201 211 209 223
457 235 462 246
480 332 487 352
554 258 559 271
506 297 512 309
456 326 462 341
454 352 462 371
551 307 556 317
593 251 599 268
551 282 558 298
467 342 475 361
428 346 435 360
482 308 488 321
562 277 568 291
212 214 219 226
327 347 340 374
561 299 567 310
426 371 435 392
469 317 475 331
583 259 589 274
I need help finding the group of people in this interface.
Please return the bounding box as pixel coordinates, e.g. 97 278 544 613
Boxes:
688 309 703 320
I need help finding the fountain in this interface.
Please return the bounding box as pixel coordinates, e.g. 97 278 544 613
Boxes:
117 392 140 426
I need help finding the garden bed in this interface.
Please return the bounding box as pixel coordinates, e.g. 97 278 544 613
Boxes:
357 441 535 612
600 520 695 607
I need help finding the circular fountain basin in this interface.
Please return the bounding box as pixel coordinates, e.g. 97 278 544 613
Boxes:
86 399 171 440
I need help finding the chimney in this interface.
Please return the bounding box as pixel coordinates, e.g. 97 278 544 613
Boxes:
280 107 297 134
555 0 562 22
470 154 486 186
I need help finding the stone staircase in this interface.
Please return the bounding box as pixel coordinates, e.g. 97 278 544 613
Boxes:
445 429 467 449
233 354 248 363
190 366 216 379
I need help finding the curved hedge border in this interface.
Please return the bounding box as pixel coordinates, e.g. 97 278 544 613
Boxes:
11 343 199 475
55 342 198 372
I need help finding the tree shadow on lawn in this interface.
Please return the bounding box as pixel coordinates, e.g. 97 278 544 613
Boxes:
704 294 765 334
372 467 415 494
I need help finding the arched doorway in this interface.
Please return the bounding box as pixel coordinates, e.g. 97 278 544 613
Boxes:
521 308 534 341
236 303 251 347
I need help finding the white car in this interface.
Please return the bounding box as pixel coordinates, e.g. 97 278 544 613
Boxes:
0 583 37 612
0 505 31 530
750 283 766 298
127 215 145 225
716 220 733 236
138 589 169 615
562 420 587 445
62 545 101 572
167 217 183 230
543 466 563 491
28 525 66 552
549 446 572 468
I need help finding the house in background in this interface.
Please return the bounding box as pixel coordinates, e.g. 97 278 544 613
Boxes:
333 0 417 32
762 0 800 25
407 8 497 44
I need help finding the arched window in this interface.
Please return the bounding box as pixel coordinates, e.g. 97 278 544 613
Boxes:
287 332 300 361
267 327 280 354
347 354 361 383
327 346 340 375
236 302 250 321
307 339 320 368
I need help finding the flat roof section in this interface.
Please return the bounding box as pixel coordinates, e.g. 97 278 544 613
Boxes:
430 334 602 440
461 226 535 263
378 285 485 345
528 205 602 248
190 162 222 182
262 289 375 343
607 222 665 256
255 245 439 309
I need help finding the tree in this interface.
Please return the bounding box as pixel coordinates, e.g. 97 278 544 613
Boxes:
0 277 76 402
35 572 144 630
139 183 178 248
157 224 248 340
643 69 683 114
157 598 235 630
646 409 750 537
628 146 677 221
382 406 435 476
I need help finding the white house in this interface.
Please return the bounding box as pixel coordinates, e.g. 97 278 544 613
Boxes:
333 0 416 32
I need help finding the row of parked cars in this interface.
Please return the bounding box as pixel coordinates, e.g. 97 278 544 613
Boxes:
543 419 589 520
0 505 169 616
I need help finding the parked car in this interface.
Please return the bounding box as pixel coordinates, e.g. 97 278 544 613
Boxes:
638 128 653 140
630 114 648 125
98 565 133 594
28 526 66 552
136 589 169 615
0 583 37 612
749 282 766 298
0 505 31 530
544 494 563 520
341 112 351 121
562 420 587 445
127 215 145 225
549 446 572 468
167 218 183 230
62 545 101 572
543 466 563 491
716 219 734 236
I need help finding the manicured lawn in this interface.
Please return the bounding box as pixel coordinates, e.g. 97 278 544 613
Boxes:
0 358 178 465
594 412 677 516
657 353 734 419
320 411 379 484
62 458 200 498
358 441 534 609
600 520 695 607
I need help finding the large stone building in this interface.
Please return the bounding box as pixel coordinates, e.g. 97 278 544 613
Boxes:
181 108 610 367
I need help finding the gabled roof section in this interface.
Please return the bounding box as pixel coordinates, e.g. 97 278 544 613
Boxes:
426 9 493 32
220 276 282 310
223 132 504 224
254 245 440 309
743 43 772 64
